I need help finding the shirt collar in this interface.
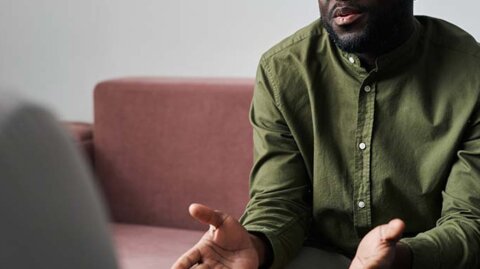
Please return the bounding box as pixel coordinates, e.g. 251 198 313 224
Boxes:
335 18 423 75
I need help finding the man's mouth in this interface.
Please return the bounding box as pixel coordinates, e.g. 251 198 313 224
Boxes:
332 7 364 26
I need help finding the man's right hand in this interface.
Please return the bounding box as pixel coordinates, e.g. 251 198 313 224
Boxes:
171 203 261 269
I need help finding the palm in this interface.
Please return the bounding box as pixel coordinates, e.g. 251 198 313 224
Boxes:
171 204 259 269
192 238 257 268
349 219 405 269
350 227 396 268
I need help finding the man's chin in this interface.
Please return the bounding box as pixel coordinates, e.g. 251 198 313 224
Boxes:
327 29 371 53
322 18 371 53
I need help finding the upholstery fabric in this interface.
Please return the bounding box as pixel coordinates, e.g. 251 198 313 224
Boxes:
94 77 254 230
113 223 203 269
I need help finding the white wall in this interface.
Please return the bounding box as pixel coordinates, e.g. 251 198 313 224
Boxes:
0 0 478 121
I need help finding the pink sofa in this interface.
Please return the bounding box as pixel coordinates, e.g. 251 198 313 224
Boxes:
68 77 254 268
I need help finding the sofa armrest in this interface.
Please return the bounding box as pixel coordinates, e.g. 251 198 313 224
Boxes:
63 122 94 166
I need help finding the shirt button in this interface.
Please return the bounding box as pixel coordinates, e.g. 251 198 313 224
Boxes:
364 85 372 93
358 201 366 208
348 56 355 64
359 142 366 150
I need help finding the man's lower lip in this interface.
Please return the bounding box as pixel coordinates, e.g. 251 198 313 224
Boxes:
333 13 363 26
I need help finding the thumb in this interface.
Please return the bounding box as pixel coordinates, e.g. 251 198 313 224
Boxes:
189 203 227 229
382 219 405 242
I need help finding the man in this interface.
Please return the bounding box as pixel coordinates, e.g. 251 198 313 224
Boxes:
173 0 480 268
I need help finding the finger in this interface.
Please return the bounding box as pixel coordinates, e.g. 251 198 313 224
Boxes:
382 218 405 242
189 203 227 229
192 264 210 269
171 247 202 269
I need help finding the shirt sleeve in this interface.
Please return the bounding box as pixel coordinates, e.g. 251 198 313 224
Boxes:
239 58 312 269
400 104 480 269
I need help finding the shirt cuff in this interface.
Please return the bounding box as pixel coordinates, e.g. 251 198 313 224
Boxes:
400 236 440 269
245 226 294 269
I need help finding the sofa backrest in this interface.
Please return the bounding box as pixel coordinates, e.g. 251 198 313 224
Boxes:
94 78 254 231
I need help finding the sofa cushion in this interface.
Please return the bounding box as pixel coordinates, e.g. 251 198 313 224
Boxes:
113 223 204 269
94 78 254 230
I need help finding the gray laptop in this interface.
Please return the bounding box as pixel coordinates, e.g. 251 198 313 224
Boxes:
0 94 118 269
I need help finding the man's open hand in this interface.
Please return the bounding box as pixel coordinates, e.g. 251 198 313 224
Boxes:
171 204 259 269
349 219 411 269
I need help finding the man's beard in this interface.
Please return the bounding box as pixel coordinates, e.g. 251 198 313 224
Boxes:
321 1 413 55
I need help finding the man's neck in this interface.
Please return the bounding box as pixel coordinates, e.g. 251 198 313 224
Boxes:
356 18 416 71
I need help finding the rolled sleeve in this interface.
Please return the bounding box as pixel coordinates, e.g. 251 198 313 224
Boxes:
401 108 480 269
240 58 312 268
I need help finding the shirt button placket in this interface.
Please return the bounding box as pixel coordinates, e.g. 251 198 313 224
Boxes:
354 81 376 231
359 142 367 150
349 56 355 64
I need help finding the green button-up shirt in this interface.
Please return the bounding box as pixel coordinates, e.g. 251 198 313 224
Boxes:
240 16 480 269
